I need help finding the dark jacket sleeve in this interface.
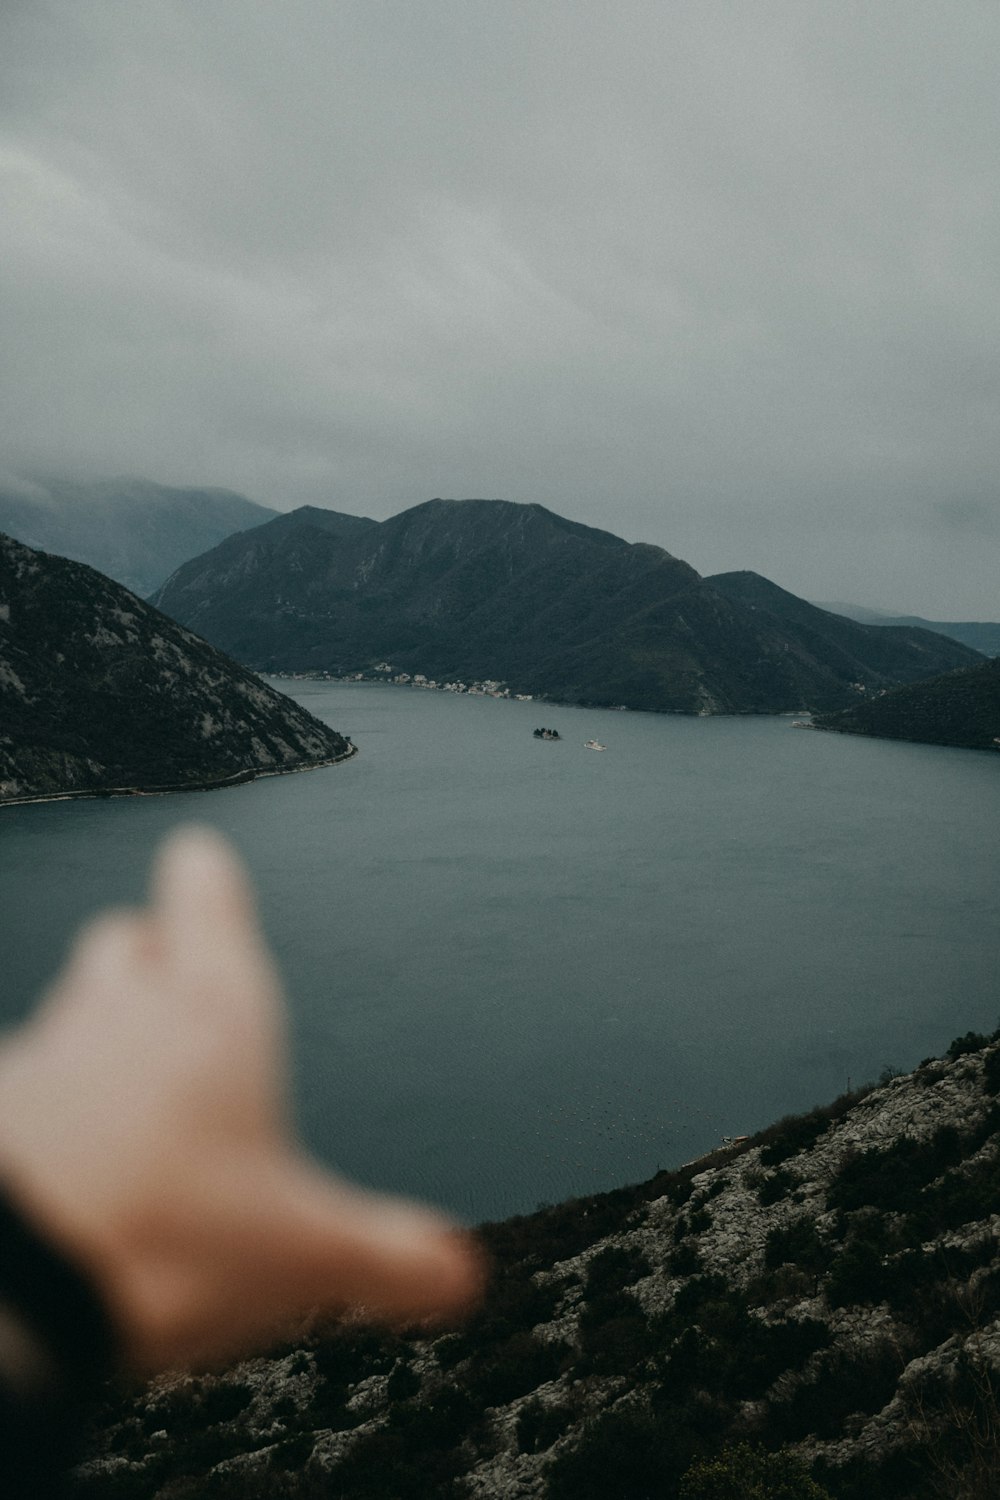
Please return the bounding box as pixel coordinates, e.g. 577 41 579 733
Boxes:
0 1190 118 1497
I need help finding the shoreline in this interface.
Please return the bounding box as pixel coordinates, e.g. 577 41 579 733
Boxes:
269 672 822 718
0 741 358 810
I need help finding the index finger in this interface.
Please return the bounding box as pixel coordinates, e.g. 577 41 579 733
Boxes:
151 825 275 985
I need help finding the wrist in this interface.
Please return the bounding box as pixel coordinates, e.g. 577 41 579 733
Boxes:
0 1185 120 1491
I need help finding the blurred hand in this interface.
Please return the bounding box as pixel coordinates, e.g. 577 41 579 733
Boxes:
0 826 481 1371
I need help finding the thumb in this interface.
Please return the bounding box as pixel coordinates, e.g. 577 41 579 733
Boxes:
251 1157 485 1325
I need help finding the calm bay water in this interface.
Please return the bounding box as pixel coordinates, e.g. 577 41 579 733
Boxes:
1 682 997 1224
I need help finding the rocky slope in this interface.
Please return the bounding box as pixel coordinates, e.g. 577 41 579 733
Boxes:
812 656 1000 753
74 1031 1000 1499
0 533 352 802
149 499 978 716
0 477 277 596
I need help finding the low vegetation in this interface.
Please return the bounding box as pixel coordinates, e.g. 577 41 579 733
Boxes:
75 1027 1000 1499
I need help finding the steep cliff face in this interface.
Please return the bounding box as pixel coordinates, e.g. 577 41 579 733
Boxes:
76 1035 1000 1499
0 533 352 802
150 499 979 716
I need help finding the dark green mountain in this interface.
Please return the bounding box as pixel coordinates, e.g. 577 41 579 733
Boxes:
812 654 1000 752
0 477 278 596
150 499 979 715
704 571 982 690
0 533 352 803
816 601 1000 657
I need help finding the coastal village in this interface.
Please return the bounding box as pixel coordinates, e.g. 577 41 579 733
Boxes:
272 664 536 701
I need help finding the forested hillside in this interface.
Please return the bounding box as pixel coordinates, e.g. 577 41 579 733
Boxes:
813 657 1000 752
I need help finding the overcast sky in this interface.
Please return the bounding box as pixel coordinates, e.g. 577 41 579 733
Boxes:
1 2 997 615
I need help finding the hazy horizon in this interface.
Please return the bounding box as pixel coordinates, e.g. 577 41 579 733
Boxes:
1 474 996 626
2 2 998 617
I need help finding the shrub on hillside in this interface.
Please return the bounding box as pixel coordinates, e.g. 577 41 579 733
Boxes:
906 1152 1000 1239
385 1361 421 1402
829 1110 1000 1227
679 1441 833 1499
766 1337 901 1443
672 1273 731 1321
947 1031 995 1061
584 1244 651 1298
759 1111 834 1168
663 1176 696 1207
670 1241 704 1276
578 1310 658 1379
467 1330 570 1407
900 1347 1000 1500
516 1397 575 1454
757 1169 798 1206
323 1417 472 1500
826 1237 889 1308
983 1048 1000 1096
828 1129 964 1215
545 1405 713 1500
764 1217 832 1276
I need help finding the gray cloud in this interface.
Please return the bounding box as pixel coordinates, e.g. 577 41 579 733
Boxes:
1 0 998 615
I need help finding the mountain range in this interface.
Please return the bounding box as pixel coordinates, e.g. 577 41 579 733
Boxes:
0 533 351 802
0 477 277 598
150 499 979 716
817 603 1000 658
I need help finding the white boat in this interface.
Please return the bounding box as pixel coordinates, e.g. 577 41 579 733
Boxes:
583 739 606 751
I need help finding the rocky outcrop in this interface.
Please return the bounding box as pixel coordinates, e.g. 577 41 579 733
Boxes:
74 1033 1000 1498
0 533 353 803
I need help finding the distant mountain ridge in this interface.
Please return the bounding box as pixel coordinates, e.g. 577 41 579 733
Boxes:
0 532 352 802
704 570 979 687
816 601 1000 658
0 477 278 596
150 498 979 716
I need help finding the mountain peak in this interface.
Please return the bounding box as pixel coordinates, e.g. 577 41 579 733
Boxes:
150 497 976 714
391 496 629 547
267 506 378 537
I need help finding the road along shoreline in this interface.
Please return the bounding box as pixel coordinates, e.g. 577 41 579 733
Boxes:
0 742 359 809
